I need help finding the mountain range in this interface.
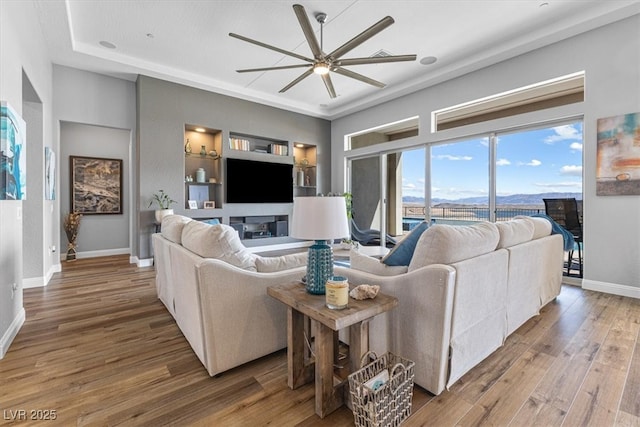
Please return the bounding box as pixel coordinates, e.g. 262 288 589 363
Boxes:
403 192 582 206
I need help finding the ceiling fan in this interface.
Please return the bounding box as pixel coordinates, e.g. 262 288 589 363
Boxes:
229 4 417 99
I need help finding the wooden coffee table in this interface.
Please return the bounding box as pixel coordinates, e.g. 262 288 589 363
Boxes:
267 282 398 418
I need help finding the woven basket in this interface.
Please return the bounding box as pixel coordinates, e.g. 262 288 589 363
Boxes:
348 352 415 427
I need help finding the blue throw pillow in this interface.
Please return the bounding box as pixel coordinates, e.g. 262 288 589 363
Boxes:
381 221 429 266
201 218 220 225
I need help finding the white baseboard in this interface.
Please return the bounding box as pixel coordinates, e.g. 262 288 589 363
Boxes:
583 279 640 299
0 308 25 359
23 276 45 289
135 257 154 267
60 247 130 261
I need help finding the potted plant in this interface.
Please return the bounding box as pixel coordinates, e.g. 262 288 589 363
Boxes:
149 190 176 223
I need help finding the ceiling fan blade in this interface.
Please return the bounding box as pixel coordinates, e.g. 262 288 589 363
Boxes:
279 68 314 93
237 64 311 73
321 73 337 98
293 4 323 60
335 54 417 66
332 66 386 88
229 32 313 63
328 16 394 60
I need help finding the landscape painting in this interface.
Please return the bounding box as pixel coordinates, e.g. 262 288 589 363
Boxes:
70 156 122 214
1 101 27 200
596 112 640 196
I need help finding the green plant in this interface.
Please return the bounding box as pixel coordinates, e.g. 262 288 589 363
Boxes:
148 190 176 210
342 192 353 219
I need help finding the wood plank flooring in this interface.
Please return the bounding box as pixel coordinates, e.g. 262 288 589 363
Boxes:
1 255 638 426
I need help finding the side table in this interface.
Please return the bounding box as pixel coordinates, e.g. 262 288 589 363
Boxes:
267 282 398 418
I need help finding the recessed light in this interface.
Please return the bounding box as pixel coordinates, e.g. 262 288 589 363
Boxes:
99 40 116 49
195 127 206 133
420 56 437 65
295 143 305 148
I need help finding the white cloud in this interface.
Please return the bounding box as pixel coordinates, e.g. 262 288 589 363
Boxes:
496 158 511 166
527 159 542 166
434 154 473 161
570 142 583 151
534 181 583 190
561 165 582 176
544 124 583 144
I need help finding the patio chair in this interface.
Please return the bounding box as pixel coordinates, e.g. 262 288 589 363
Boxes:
543 198 583 277
350 219 397 247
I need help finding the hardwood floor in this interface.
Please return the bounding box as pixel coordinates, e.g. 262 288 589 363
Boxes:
1 255 638 426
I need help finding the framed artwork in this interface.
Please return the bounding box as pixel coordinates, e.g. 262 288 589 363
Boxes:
596 112 640 196
1 101 27 200
45 147 56 200
188 200 198 209
203 201 215 209
70 156 122 214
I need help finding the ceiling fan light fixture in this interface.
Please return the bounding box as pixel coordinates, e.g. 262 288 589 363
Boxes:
313 63 330 75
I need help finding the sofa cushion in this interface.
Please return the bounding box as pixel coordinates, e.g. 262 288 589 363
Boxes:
181 221 257 271
350 248 408 276
515 215 552 240
409 222 499 271
381 221 429 266
495 218 534 249
161 214 192 244
255 252 308 272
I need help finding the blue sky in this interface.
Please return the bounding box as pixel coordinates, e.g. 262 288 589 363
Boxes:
402 122 583 201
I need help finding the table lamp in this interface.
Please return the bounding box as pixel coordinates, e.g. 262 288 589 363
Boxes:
291 196 350 294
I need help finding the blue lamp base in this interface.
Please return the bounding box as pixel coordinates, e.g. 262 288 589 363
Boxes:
305 240 334 294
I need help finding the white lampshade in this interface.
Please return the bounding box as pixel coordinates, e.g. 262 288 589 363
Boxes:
291 196 350 241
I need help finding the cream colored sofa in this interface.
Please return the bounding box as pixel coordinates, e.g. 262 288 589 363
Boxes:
152 215 307 377
333 216 564 395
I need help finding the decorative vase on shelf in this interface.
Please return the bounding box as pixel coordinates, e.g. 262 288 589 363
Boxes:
155 208 174 224
185 139 192 153
200 145 207 156
196 168 206 183
297 170 305 186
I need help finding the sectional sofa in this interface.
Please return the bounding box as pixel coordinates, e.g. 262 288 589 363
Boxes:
152 214 563 396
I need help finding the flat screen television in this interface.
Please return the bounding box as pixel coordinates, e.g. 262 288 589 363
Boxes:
226 158 293 203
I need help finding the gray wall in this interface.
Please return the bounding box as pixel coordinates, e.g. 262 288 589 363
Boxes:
59 122 131 256
53 65 137 259
137 76 331 259
0 0 53 357
332 15 640 294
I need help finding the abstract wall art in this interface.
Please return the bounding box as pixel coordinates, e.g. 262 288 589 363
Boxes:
1 101 27 200
45 147 56 200
596 112 640 196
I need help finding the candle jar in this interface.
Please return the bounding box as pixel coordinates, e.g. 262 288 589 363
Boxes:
325 276 349 310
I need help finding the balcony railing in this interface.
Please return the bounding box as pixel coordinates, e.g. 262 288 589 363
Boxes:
402 205 546 230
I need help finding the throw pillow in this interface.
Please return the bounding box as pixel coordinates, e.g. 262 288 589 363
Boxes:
201 218 220 225
381 220 429 266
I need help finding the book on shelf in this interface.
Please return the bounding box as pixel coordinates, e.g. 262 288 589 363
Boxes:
229 137 251 151
268 143 288 156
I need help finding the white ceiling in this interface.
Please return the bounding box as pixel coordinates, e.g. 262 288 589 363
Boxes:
33 0 640 119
